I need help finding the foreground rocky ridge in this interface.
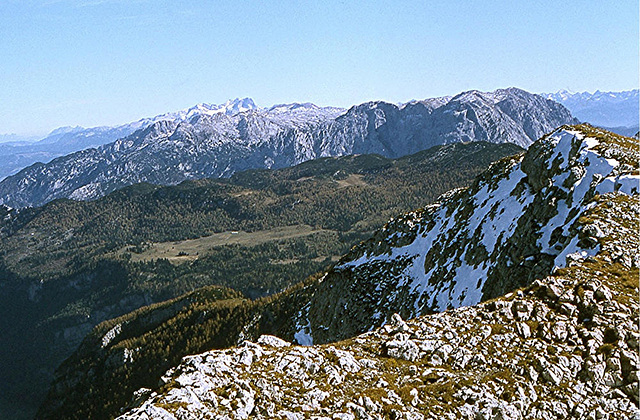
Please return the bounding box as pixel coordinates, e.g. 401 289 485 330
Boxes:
292 125 639 345
116 126 639 419
39 126 638 419
0 88 575 208
118 186 639 419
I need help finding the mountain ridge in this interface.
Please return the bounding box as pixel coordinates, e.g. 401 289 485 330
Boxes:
0 98 278 181
544 89 639 130
0 88 576 208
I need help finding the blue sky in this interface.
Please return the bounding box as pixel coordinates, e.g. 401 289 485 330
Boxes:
1 0 638 136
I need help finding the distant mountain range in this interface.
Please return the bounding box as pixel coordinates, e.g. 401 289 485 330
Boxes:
0 133 40 144
0 98 263 181
0 88 575 208
2 88 635 186
544 89 639 133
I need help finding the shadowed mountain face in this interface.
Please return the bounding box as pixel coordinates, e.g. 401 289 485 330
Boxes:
0 88 575 208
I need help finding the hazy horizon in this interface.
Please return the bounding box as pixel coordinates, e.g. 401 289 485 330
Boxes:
1 0 638 136
2 87 639 142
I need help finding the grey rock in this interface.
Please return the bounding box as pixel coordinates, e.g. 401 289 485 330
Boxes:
257 335 291 348
516 322 531 339
389 313 411 333
551 321 568 342
583 223 605 238
511 300 533 321
385 335 420 362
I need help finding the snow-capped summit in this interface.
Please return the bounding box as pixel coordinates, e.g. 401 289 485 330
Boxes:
222 97 258 115
149 98 260 122
269 102 318 112
47 125 85 137
185 98 259 119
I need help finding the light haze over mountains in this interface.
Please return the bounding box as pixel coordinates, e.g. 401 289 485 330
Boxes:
0 88 636 183
544 89 639 135
0 88 578 208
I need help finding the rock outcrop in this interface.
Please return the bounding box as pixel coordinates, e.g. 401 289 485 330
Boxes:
292 125 639 345
120 252 639 419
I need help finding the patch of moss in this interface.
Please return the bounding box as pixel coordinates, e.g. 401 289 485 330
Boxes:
156 400 187 412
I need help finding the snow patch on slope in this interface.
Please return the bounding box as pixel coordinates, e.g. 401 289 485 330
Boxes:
332 126 636 322
293 303 314 346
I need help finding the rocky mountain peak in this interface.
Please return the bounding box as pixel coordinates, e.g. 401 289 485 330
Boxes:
268 102 319 112
356 100 400 110
222 97 258 114
47 125 85 136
